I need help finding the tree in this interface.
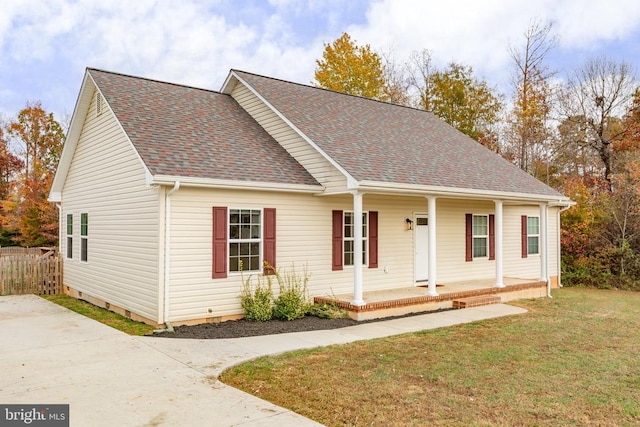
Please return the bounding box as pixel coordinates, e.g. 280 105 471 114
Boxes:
559 57 638 185
3 102 64 246
414 62 503 147
314 32 387 100
504 21 556 176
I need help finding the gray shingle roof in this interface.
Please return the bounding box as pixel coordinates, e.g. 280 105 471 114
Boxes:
88 69 319 187
233 70 563 198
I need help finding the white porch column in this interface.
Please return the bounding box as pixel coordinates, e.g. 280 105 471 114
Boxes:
539 203 549 283
351 191 365 306
494 200 505 288
426 196 438 296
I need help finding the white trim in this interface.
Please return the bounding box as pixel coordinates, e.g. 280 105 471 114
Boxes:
494 200 504 288
358 180 571 204
351 192 365 306
149 175 323 193
540 204 549 283
426 197 438 296
226 71 358 187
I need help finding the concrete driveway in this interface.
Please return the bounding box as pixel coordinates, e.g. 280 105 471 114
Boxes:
0 294 527 426
0 295 322 427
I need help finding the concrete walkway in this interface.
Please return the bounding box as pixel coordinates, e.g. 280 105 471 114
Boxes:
0 295 527 426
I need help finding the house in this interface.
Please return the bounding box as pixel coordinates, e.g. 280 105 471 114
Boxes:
49 68 572 326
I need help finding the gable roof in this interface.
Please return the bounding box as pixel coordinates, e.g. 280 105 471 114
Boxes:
89 69 320 187
227 70 565 200
50 69 320 201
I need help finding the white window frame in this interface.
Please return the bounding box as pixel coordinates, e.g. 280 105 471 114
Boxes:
527 216 540 255
228 208 263 273
80 213 88 263
66 213 73 260
343 211 368 267
472 214 488 258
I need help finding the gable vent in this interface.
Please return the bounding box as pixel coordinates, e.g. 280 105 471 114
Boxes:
96 93 102 116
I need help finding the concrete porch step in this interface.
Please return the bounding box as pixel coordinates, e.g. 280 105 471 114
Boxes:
452 295 501 309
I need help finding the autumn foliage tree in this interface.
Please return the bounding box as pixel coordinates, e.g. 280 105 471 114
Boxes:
2 102 64 247
314 32 388 100
504 21 556 178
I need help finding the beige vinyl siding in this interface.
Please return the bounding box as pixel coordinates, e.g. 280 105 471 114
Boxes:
231 82 347 192
167 190 559 322
61 89 160 322
434 200 554 282
168 189 420 321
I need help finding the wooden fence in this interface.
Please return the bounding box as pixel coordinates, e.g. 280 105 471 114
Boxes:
0 251 62 296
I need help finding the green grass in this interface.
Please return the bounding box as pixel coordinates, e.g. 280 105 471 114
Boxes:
41 294 155 336
220 288 640 426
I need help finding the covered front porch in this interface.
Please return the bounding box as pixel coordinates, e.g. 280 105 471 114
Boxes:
314 277 549 320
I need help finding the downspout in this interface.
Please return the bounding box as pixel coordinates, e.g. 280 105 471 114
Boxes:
56 203 62 254
155 181 180 334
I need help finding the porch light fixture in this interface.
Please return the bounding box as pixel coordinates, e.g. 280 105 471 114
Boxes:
405 218 413 231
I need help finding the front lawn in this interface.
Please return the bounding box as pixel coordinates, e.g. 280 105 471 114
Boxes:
220 288 640 426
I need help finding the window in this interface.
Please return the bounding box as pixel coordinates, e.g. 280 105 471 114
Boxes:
332 210 378 271
80 213 88 262
228 209 262 272
527 216 539 255
472 215 488 258
212 207 275 279
66 214 73 259
343 211 368 266
465 213 495 261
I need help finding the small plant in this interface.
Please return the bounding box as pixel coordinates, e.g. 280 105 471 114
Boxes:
272 263 311 321
239 263 274 321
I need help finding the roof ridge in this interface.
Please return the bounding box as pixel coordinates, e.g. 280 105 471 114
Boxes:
87 67 224 96
231 69 433 115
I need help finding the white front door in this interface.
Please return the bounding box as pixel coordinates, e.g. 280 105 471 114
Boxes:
415 215 429 282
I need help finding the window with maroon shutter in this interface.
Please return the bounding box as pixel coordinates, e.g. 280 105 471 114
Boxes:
333 210 376 269
489 214 495 260
368 211 378 268
465 214 473 261
212 207 227 278
466 214 490 260
263 208 276 275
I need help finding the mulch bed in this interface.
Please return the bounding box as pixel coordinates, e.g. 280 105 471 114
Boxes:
153 308 453 339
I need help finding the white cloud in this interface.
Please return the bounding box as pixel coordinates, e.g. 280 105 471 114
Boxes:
1 0 639 120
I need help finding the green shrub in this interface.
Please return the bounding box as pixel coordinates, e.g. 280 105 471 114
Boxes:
307 301 349 319
240 273 273 322
272 264 311 321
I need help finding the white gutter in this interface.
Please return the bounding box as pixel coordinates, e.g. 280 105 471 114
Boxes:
150 175 323 194
156 181 180 333
356 180 572 204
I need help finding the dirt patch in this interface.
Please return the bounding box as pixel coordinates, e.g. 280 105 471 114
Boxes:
154 308 453 339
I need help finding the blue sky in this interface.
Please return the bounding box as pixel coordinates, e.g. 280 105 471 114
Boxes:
2 0 640 123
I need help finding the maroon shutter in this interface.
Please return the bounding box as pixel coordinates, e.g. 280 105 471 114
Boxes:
368 211 378 268
489 214 495 260
263 208 276 275
332 210 343 271
521 215 528 259
212 207 227 279
465 214 473 262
